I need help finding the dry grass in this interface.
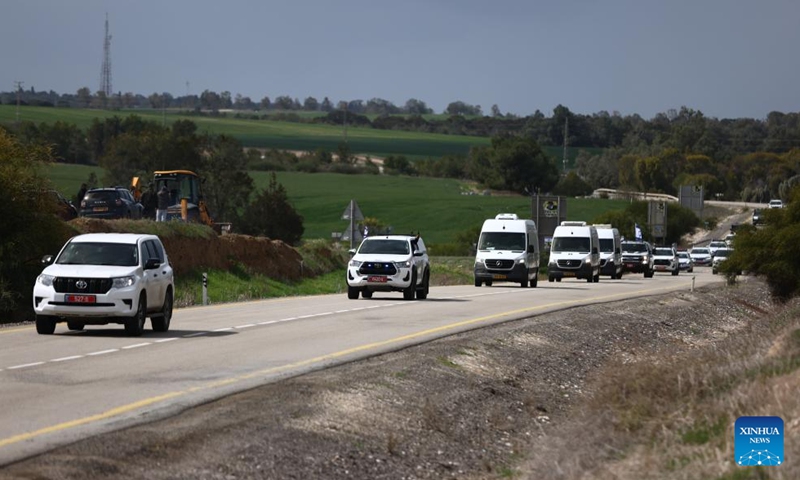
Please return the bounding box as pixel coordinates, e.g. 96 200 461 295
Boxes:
523 298 800 480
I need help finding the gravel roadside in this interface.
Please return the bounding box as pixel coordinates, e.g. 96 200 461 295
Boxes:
1 277 774 480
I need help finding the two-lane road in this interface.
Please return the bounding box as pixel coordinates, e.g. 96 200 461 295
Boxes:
0 269 723 466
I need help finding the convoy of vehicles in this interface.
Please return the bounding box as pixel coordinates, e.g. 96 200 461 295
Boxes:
346 234 430 300
474 213 539 288
547 221 601 283
33 233 174 336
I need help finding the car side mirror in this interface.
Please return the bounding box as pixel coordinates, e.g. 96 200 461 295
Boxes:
348 249 356 256
144 258 161 270
41 255 54 266
413 251 424 257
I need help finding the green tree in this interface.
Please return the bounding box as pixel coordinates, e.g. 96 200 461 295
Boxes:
552 171 593 197
486 135 559 194
239 172 304 244
200 135 254 223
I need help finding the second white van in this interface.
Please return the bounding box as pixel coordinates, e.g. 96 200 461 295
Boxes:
547 221 600 283
594 224 622 279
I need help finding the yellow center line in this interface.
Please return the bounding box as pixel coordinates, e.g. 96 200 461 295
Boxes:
0 282 686 450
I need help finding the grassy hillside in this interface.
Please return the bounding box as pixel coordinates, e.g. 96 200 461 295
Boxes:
0 105 597 164
46 164 628 245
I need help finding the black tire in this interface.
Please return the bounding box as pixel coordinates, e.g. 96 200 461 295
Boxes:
67 321 84 331
672 268 679 276
556 277 562 282
403 272 417 300
586 275 593 283
520 269 528 288
151 288 173 332
548 276 554 283
474 278 482 287
645 269 654 278
125 295 146 336
485 280 493 287
530 274 538 288
593 272 600 283
361 290 373 299
347 286 359 299
36 315 56 335
416 271 429 300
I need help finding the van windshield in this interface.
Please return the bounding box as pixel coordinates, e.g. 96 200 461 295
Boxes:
599 238 614 253
478 232 526 251
552 237 590 253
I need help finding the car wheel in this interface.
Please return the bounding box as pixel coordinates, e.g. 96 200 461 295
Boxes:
530 273 538 288
520 269 528 288
36 315 57 335
474 278 482 287
593 272 600 283
672 268 679 276
151 288 173 332
485 280 493 287
125 295 147 336
403 272 417 300
416 270 430 299
361 289 373 299
347 286 359 299
67 321 84 331
548 276 554 283
556 277 562 282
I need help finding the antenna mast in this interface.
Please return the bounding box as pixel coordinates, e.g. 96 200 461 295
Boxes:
100 13 112 97
562 117 569 172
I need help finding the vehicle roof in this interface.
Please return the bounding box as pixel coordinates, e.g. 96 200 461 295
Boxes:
363 235 420 241
154 170 199 176
70 233 155 244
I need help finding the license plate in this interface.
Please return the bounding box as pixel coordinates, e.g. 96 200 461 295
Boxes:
625 263 635 268
492 274 506 279
66 294 96 303
367 276 387 283
562 272 576 277
93 207 108 212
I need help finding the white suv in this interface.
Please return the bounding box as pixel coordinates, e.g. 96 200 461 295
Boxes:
33 233 174 336
346 235 430 300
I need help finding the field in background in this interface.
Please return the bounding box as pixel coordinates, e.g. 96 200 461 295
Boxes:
46 164 628 245
0 105 597 164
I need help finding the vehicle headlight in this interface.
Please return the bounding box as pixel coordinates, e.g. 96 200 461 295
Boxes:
37 274 55 287
517 258 526 264
641 257 648 264
394 260 412 269
349 259 362 267
112 276 136 288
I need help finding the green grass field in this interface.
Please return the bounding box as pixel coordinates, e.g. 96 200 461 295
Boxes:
46 164 628 245
0 105 596 165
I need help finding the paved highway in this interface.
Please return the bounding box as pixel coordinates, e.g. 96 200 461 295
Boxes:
0 269 725 466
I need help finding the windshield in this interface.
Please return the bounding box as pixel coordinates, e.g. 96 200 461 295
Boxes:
653 248 674 256
57 242 138 267
357 239 410 255
478 232 526 251
715 249 732 258
599 238 614 253
622 242 647 253
678 252 690 259
691 248 709 255
552 236 590 253
710 242 726 248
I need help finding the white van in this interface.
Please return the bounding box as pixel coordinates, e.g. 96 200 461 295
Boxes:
547 221 600 283
594 224 622 279
474 213 540 288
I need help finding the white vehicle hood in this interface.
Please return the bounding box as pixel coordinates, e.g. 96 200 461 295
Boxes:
43 264 139 278
353 254 411 263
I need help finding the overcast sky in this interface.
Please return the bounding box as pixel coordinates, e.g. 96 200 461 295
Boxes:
3 0 799 119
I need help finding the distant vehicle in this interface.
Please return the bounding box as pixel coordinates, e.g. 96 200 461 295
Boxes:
652 246 679 276
346 234 430 300
752 208 763 225
33 233 174 336
689 247 712 266
620 241 654 278
547 221 600 283
594 224 623 279
677 251 694 272
708 241 727 256
474 213 539 288
724 233 736 247
79 187 143 220
712 248 734 275
769 199 784 209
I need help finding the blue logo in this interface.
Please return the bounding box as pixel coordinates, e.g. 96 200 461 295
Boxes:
735 416 783 466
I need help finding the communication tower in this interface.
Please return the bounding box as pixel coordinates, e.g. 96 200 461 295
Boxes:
100 13 112 96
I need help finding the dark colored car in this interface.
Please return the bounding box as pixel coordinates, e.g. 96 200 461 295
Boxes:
79 187 143 220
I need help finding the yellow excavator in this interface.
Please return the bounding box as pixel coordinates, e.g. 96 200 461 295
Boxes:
134 170 230 233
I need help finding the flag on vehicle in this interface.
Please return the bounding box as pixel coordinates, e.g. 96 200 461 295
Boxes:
634 223 643 240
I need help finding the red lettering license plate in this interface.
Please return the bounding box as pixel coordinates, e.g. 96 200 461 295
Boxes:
66 294 96 304
625 263 635 268
93 207 108 212
492 274 506 279
367 276 388 283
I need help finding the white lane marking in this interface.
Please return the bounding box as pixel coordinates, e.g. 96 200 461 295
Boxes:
88 349 118 356
8 362 45 370
258 320 278 325
335 310 350 313
51 355 84 362
122 343 150 350
235 324 255 329
212 327 233 332
155 338 177 343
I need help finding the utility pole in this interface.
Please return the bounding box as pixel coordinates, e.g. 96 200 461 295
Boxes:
343 102 348 145
562 117 569 172
13 80 23 125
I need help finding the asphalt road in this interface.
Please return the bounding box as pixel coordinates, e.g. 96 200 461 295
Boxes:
0 268 725 467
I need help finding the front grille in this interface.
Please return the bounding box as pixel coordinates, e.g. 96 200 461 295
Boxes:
653 259 672 266
53 277 112 294
557 259 582 269
358 262 398 276
600 259 608 267
484 259 514 269
622 255 644 262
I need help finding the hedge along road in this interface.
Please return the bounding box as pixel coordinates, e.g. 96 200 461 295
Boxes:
0 270 723 466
